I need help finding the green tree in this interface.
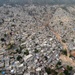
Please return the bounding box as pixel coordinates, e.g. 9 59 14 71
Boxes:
45 67 58 75
45 67 51 74
62 40 66 43
64 70 70 75
24 49 29 55
67 65 73 71
56 61 62 69
7 43 14 50
17 55 22 61
57 61 62 65
44 56 48 60
16 49 21 54
34 48 39 53
0 38 6 42
62 49 67 56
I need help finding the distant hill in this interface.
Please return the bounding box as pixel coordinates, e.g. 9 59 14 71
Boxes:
0 0 75 6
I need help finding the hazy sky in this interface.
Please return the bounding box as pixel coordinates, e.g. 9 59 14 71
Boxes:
0 0 75 5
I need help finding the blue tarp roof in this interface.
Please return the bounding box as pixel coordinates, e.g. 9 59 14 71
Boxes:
2 71 5 75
